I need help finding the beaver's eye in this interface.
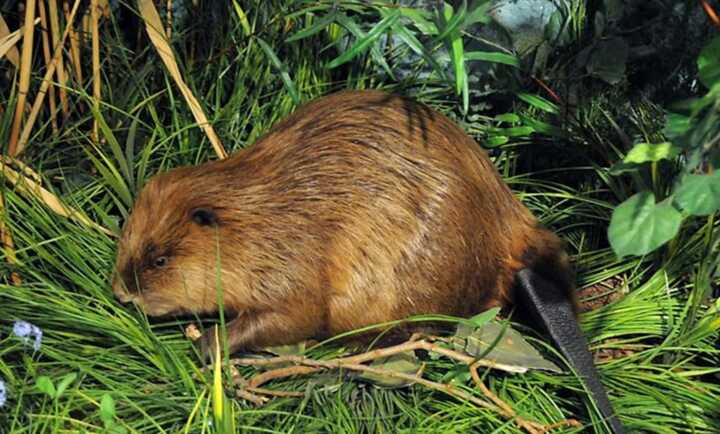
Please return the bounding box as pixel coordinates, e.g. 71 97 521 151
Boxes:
154 256 169 268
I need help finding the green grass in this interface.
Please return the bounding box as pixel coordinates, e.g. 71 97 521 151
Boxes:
1 1 719 433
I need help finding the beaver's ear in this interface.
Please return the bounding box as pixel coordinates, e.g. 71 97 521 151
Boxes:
190 208 218 226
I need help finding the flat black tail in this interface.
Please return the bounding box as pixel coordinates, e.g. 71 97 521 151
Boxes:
515 268 625 434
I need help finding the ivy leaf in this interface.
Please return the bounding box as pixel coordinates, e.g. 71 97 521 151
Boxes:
675 173 720 216
623 142 681 164
608 191 683 257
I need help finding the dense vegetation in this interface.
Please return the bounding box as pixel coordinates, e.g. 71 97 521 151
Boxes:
1 1 718 432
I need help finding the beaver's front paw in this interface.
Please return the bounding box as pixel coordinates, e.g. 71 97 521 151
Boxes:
197 325 221 363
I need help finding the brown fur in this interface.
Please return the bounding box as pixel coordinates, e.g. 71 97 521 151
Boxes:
113 90 575 354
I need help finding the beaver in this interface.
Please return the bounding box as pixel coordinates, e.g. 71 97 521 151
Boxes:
112 90 623 433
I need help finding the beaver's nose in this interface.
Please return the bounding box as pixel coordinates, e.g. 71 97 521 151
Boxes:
111 275 134 304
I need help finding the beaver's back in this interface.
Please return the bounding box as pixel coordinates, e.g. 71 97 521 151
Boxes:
200 90 560 334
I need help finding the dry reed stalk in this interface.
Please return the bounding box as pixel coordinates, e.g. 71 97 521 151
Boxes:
14 0 82 157
0 12 21 67
47 0 69 117
1 160 113 236
64 0 83 85
91 0 101 142
37 0 59 133
8 0 38 156
138 0 227 159
0 193 22 285
166 0 173 38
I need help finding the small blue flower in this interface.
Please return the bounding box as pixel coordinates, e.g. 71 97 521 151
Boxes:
0 379 7 408
13 320 43 351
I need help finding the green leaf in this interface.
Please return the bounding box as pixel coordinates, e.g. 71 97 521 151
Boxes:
55 372 77 399
623 142 681 164
285 12 336 42
36 376 56 398
398 7 437 35
467 307 500 328
433 1 467 43
256 38 300 105
675 173 720 216
452 322 561 373
516 93 558 114
334 14 396 78
698 36 720 88
503 126 535 137
327 11 400 69
231 0 252 36
439 3 468 112
494 113 520 124
392 23 447 80
464 50 519 67
100 394 116 425
485 136 508 147
663 112 692 140
608 191 683 257
358 353 421 388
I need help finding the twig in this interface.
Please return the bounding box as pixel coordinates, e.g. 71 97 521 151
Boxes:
227 338 565 433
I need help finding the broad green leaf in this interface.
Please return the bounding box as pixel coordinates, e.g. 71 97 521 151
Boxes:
698 36 720 88
608 191 683 257
100 394 116 425
503 126 534 137
517 93 558 114
358 353 422 388
485 136 509 147
55 372 77 399
495 113 520 124
663 112 692 140
465 50 519 67
675 173 720 216
36 376 56 398
327 11 400 69
520 114 564 137
452 322 561 373
467 307 500 328
624 142 681 164
256 38 300 105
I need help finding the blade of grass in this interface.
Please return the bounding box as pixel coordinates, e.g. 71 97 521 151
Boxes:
257 37 300 104
327 10 400 69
